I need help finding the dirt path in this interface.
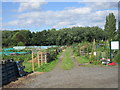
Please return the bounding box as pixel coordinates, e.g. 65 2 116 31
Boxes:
3 50 118 88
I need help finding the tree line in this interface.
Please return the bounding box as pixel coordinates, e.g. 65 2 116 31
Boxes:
2 13 119 47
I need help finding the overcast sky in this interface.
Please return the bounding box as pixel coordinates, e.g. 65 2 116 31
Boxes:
1 0 119 32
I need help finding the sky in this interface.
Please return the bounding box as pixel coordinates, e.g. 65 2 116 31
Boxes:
1 0 119 32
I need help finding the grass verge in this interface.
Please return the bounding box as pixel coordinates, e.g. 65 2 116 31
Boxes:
60 48 74 70
23 52 62 72
35 59 59 72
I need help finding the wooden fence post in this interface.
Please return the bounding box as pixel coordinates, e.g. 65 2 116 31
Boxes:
41 52 43 65
45 53 47 64
37 52 40 68
32 51 34 71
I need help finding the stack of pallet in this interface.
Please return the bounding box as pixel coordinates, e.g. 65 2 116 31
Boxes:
2 60 18 85
2 59 26 86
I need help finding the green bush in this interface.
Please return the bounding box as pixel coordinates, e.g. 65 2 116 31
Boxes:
76 56 90 64
114 52 120 64
92 60 101 65
72 42 92 56
46 47 62 62
2 54 32 61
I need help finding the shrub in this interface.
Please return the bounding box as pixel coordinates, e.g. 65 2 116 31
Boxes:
114 52 120 64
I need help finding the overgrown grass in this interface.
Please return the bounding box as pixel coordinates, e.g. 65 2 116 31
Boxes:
23 62 32 72
23 52 62 72
61 48 74 70
35 59 59 72
76 56 90 64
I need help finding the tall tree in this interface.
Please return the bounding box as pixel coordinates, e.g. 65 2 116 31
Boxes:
2 27 106 47
104 13 116 40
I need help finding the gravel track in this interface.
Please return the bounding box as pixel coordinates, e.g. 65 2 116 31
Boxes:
3 51 118 88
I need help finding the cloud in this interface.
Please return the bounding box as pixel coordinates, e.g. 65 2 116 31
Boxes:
65 7 91 14
2 0 46 2
4 7 92 28
78 2 118 11
2 0 119 2
80 0 119 2
18 0 47 12
3 2 118 30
